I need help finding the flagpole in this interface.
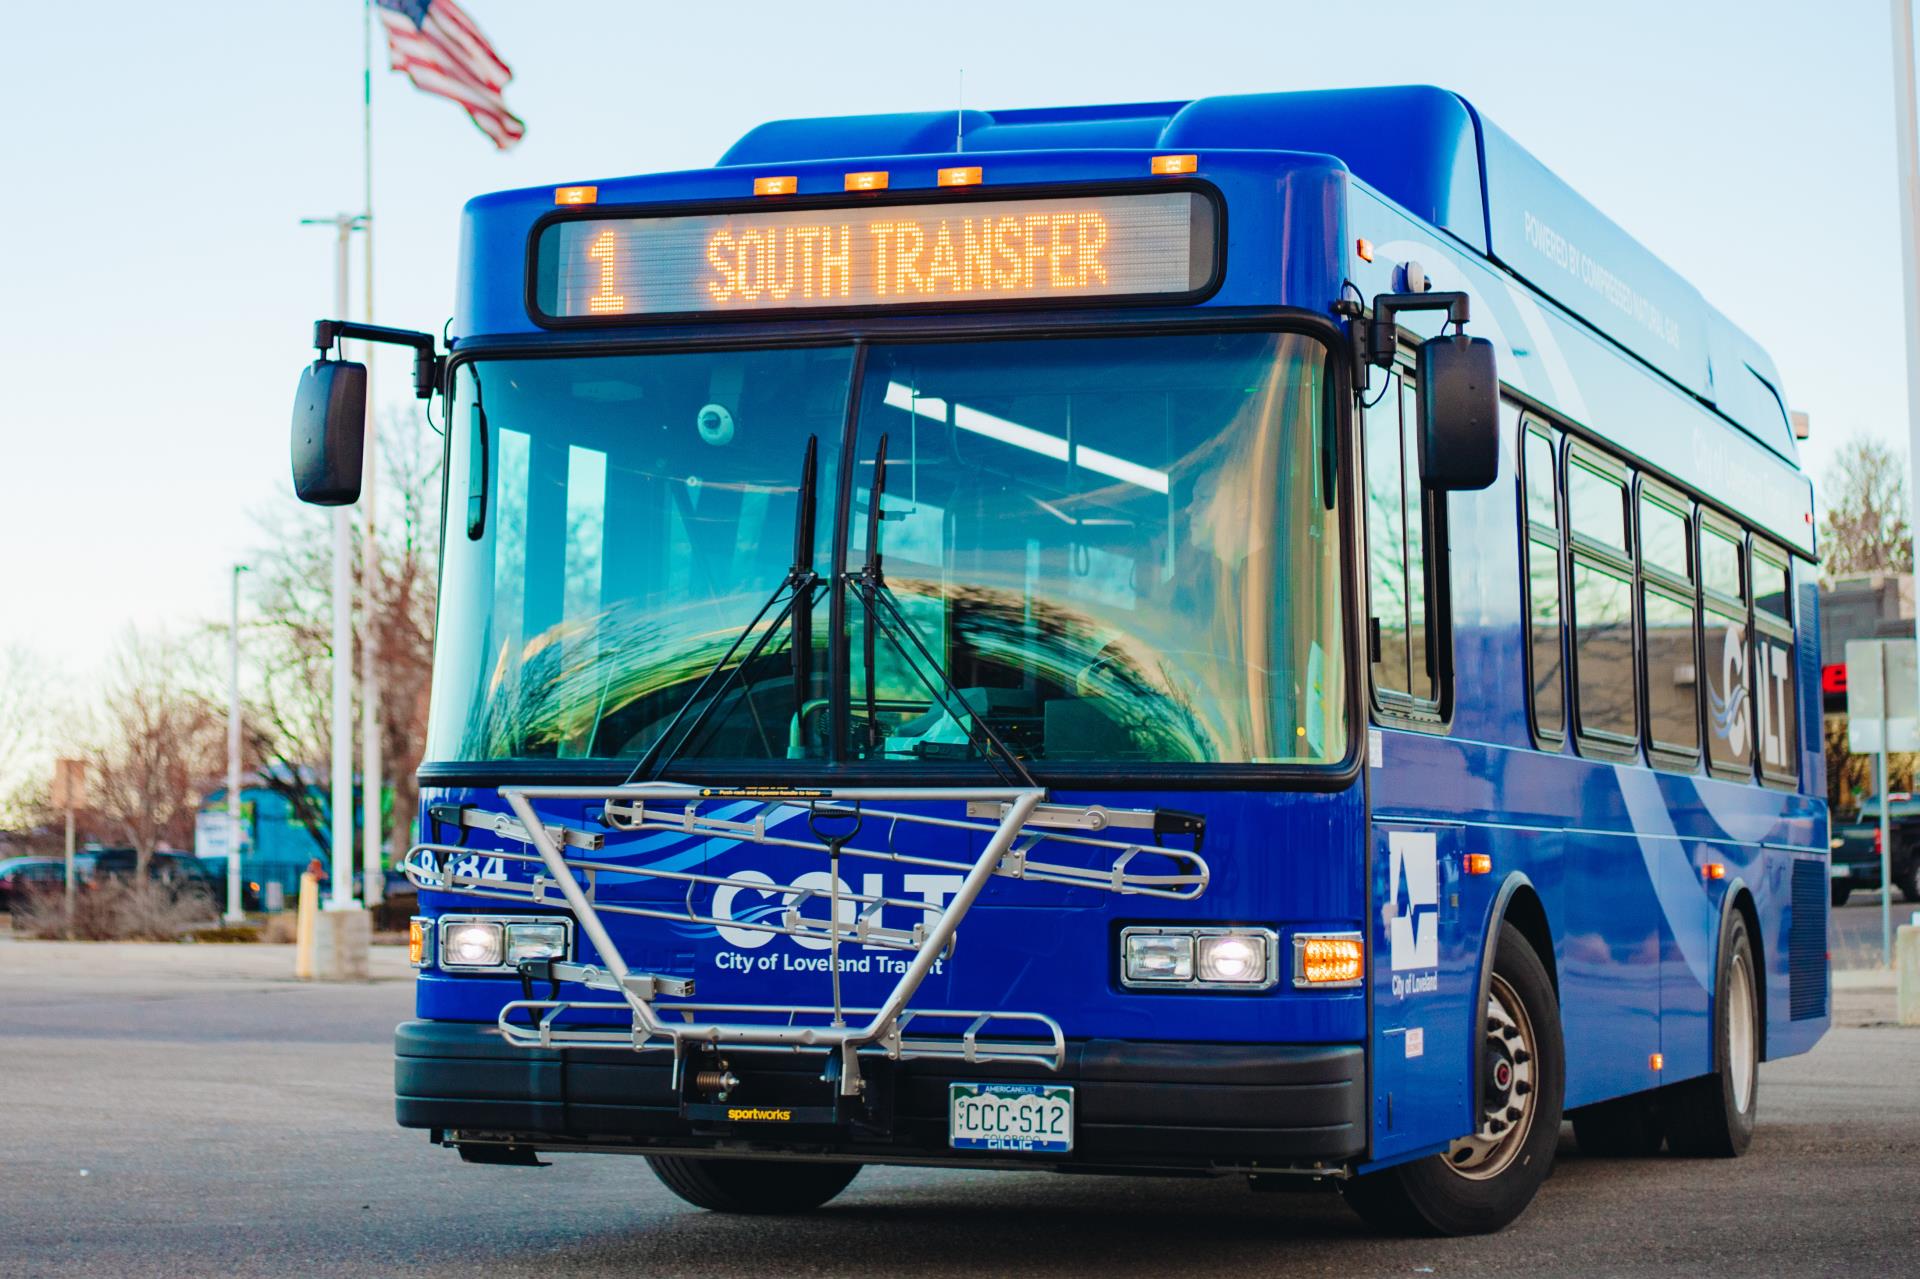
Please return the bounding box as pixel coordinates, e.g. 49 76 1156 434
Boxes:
360 0 385 907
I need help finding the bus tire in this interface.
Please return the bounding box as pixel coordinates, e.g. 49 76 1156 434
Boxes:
646 1155 861 1214
1661 912 1758 1157
1339 923 1564 1236
1570 1092 1664 1156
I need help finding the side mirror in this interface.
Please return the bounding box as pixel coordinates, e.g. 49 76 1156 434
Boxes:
291 358 367 505
1416 334 1499 491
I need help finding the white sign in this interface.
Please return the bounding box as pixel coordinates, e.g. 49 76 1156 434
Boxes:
1846 639 1920 754
1388 831 1439 972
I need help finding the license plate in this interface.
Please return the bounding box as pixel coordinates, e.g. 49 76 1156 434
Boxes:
1830 862 1849 879
949 1083 1074 1153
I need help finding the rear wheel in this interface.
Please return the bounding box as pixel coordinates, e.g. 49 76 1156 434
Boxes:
1571 1092 1664 1156
646 1156 861 1214
1340 923 1564 1236
1896 855 1920 904
1830 884 1852 908
1662 912 1758 1157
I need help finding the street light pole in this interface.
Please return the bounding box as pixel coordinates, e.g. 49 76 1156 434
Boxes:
300 212 364 911
361 0 385 910
1893 0 1920 807
225 563 250 924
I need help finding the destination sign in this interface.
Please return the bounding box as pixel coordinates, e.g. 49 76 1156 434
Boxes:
532 190 1216 320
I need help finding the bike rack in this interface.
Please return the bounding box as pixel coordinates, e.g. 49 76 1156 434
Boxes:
403 783 1209 1095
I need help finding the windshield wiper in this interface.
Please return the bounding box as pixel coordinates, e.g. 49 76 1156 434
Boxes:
626 435 824 782
844 432 1037 787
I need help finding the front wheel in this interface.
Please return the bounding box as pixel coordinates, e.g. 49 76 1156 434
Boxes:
1661 912 1759 1157
646 1155 861 1214
1340 923 1565 1236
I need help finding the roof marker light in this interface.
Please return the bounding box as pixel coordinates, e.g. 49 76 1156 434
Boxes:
554 185 598 206
844 170 889 191
1465 853 1492 876
938 166 983 187
753 175 797 196
1151 154 1197 175
1356 237 1375 262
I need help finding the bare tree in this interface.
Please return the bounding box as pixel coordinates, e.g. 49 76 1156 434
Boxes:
87 634 223 877
0 646 49 829
245 406 441 864
1819 436 1914 580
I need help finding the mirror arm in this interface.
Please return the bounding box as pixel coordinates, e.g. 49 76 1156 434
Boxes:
1361 291 1471 368
312 318 443 400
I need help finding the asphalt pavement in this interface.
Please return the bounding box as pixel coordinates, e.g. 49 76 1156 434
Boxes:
1 935 1916 1278
1832 889 1920 965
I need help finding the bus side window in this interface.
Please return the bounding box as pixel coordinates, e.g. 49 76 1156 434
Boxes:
1566 445 1637 751
1521 423 1564 743
1364 374 1410 699
1638 485 1700 765
1700 517 1754 778
1363 372 1442 715
1752 541 1798 784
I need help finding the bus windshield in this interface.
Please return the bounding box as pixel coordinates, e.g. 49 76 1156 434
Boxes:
425 330 1346 771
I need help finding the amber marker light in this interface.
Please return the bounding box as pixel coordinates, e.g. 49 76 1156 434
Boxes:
1465 853 1493 876
407 918 427 966
938 166 983 187
553 185 598 205
844 170 889 191
753 175 797 196
1703 862 1727 881
1356 237 1375 262
1650 1053 1665 1071
1293 933 1365 988
1151 154 1198 175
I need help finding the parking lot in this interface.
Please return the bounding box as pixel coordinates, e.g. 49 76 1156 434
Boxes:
1 935 1915 1279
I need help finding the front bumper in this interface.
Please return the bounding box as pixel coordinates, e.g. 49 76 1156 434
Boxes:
395 1020 1365 1172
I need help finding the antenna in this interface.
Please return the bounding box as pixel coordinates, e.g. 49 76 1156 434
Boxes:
956 69 964 153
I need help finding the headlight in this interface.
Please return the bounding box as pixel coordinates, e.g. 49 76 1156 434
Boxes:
1122 933 1193 983
505 922 568 965
1120 927 1277 990
441 920 503 968
1196 934 1267 984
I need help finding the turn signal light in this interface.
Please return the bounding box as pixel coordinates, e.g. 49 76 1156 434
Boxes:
1295 934 1365 986
407 917 428 967
844 170 889 191
1465 853 1493 876
753 175 797 196
553 185 598 205
938 166 983 187
1151 154 1198 175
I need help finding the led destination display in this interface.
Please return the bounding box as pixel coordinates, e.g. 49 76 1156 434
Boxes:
533 190 1216 320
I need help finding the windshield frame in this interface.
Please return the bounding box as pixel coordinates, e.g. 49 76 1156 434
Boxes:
425 305 1364 791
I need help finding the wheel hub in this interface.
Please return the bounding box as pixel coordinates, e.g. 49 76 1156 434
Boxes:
1447 972 1538 1181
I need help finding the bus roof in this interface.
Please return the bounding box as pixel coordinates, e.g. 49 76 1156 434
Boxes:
720 85 1796 464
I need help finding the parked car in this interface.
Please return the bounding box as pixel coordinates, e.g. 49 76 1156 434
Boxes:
0 857 69 912
1830 794 1920 906
195 857 265 912
83 848 224 908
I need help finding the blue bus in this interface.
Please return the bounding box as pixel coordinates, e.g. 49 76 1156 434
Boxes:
290 84 1828 1235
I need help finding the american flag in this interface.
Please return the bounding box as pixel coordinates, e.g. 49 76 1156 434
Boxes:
376 0 524 150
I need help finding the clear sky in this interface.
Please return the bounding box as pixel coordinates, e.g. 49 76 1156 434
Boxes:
0 0 1910 683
